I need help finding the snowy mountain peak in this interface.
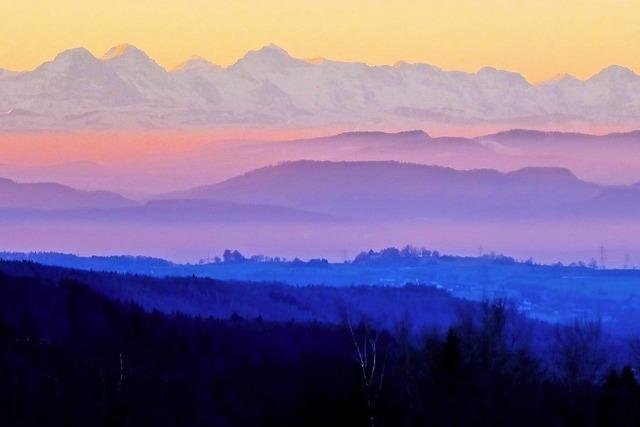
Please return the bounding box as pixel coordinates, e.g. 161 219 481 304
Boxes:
477 66 530 86
539 73 581 85
99 44 181 104
2 44 640 130
49 48 97 65
589 65 639 83
262 43 289 54
34 47 103 74
102 43 150 61
246 43 292 60
101 43 169 82
172 55 220 72
231 43 303 72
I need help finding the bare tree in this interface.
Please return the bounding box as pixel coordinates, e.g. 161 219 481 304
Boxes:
347 316 386 427
553 318 606 386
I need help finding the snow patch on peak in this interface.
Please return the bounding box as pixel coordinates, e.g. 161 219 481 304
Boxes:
477 66 530 86
102 43 149 61
242 43 292 60
589 65 639 82
262 43 289 54
56 47 94 58
34 47 102 74
231 43 304 72
51 48 97 64
172 55 220 72
3 43 640 130
101 43 167 76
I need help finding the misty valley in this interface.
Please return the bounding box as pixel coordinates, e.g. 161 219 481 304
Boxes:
2 20 640 425
2 131 640 426
2 132 640 426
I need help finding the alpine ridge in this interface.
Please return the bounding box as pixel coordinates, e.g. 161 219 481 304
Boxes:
1 43 640 130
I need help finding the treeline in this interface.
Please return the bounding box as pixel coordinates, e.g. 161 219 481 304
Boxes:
1 267 640 426
0 246 556 269
0 260 473 330
0 271 363 427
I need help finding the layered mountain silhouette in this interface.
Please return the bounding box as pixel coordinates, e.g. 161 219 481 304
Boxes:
161 160 639 220
1 129 638 195
0 199 336 224
3 160 639 222
0 177 335 223
2 44 640 129
0 177 134 210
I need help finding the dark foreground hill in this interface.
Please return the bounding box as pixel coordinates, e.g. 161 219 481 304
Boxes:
4 249 640 333
0 259 475 331
1 261 639 426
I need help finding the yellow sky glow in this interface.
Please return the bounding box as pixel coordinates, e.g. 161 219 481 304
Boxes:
1 0 639 82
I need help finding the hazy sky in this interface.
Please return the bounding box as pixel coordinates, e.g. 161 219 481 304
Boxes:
1 0 639 82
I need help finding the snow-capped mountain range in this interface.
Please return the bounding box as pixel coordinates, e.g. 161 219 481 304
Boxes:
1 43 640 130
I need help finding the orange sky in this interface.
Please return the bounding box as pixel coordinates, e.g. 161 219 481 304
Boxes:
1 0 639 82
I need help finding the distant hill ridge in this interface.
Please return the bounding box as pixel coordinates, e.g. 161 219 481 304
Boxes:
0 176 133 210
162 160 636 220
3 159 638 221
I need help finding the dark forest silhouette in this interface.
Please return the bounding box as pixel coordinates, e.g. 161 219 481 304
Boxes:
1 262 640 426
